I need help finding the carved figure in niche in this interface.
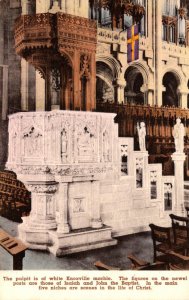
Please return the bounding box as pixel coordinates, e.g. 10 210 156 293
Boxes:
103 131 110 162
77 126 94 158
61 129 68 163
50 68 61 105
173 118 185 153
23 126 42 157
137 122 146 151
136 157 143 188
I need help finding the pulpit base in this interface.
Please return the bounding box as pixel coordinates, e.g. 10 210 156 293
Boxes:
48 226 117 256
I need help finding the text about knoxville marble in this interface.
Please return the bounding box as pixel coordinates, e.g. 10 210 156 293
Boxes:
3 275 188 291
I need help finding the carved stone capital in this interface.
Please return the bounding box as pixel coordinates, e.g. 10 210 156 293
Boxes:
26 182 58 193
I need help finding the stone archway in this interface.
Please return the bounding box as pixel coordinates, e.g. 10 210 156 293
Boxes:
124 66 145 104
96 61 115 102
162 72 180 107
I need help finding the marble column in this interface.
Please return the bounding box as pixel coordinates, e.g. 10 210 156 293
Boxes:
91 181 102 228
65 1 74 15
155 1 162 106
21 0 33 15
172 153 186 214
147 90 154 106
116 80 126 104
79 0 89 18
0 10 4 65
0 6 8 121
35 1 51 112
180 91 188 109
21 59 29 111
22 181 58 230
56 181 70 233
21 0 32 112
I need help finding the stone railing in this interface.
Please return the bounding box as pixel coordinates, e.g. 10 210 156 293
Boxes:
97 27 151 51
97 27 189 58
162 41 189 58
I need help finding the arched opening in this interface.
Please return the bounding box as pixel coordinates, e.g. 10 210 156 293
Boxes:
162 72 179 107
96 61 114 103
124 66 144 105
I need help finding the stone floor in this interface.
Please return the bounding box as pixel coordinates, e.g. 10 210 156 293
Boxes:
0 216 153 270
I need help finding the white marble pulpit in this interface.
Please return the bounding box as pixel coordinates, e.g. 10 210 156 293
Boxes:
6 110 118 255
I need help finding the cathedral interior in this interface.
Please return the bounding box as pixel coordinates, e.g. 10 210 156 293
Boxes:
1 0 189 270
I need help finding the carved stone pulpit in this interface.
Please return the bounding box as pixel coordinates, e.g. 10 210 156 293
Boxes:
6 110 118 255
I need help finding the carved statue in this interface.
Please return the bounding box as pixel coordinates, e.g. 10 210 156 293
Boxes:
173 118 185 153
137 122 146 151
61 129 68 162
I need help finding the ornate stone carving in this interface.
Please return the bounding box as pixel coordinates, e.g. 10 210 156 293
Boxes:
7 110 116 176
26 183 58 194
150 170 157 182
73 197 85 213
23 126 43 158
61 129 68 163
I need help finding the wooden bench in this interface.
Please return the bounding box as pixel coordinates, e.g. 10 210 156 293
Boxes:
169 214 189 255
0 229 27 270
94 261 121 270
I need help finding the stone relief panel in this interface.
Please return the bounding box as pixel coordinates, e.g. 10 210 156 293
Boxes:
7 111 117 177
21 116 44 163
74 114 97 163
68 182 90 229
73 197 86 214
136 157 144 188
23 126 43 158
119 138 134 177
101 117 113 163
9 117 20 163
150 170 158 200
